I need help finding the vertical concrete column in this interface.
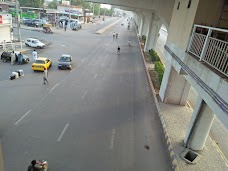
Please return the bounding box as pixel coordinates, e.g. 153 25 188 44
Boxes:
0 140 4 171
139 15 144 37
159 64 191 105
144 13 160 52
184 97 215 150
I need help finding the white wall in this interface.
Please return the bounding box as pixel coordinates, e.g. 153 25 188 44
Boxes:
0 25 11 43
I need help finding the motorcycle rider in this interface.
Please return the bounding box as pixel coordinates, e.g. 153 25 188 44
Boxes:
128 40 131 46
27 160 41 171
117 46 120 55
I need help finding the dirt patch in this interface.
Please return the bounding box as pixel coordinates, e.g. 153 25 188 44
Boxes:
139 40 160 93
149 69 160 94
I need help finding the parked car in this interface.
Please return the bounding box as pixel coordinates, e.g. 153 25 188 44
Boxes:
70 19 82 29
32 19 43 27
32 57 52 71
1 51 29 64
25 38 45 48
71 22 81 31
22 17 30 24
58 54 72 70
24 19 33 26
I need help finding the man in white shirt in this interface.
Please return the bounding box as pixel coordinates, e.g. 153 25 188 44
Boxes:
11 51 15 65
32 50 37 62
43 67 49 84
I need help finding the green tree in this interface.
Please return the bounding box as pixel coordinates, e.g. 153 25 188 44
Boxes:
18 0 44 8
48 0 58 9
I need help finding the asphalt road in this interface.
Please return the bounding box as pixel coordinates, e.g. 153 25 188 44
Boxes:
0 17 172 171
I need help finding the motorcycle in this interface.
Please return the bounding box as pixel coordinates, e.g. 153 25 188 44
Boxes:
37 160 48 171
28 160 48 171
128 41 131 47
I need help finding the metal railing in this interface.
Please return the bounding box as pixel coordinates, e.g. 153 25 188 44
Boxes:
187 25 228 77
0 42 22 52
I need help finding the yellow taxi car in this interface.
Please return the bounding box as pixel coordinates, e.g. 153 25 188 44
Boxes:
32 57 52 71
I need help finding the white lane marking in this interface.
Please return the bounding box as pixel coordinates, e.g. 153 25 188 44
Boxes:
57 123 69 142
15 110 31 125
50 83 60 92
110 129 116 149
94 74 98 79
82 91 88 100
81 58 87 63
61 45 66 46
70 68 76 73
77 63 82 68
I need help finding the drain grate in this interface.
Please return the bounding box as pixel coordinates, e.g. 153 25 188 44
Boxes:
185 151 197 162
182 149 201 164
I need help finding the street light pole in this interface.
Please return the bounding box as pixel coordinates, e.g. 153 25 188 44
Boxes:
93 3 95 16
69 0 71 19
15 0 21 42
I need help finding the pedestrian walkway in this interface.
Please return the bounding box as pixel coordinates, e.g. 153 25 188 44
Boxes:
139 30 228 170
159 103 228 171
155 28 228 165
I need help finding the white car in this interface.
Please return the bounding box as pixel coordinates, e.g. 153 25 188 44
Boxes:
25 38 45 48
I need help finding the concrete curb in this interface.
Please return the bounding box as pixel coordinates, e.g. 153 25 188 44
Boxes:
136 35 180 171
96 18 123 34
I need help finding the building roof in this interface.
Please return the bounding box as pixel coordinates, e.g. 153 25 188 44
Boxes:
57 4 82 9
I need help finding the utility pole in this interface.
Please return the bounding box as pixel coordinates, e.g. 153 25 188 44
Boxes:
98 4 100 16
93 3 95 16
15 0 21 42
69 0 71 19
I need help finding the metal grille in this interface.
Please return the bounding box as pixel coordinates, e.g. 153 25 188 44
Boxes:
187 25 228 77
188 33 206 58
204 38 228 76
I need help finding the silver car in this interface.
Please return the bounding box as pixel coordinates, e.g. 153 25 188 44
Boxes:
58 54 72 70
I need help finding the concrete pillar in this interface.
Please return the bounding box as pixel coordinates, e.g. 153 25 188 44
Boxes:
159 63 191 105
0 140 3 171
139 15 144 37
144 13 160 52
184 97 215 150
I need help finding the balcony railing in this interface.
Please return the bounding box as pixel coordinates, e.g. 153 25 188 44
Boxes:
187 24 228 77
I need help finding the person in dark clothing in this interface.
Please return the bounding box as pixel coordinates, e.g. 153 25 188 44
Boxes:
27 160 41 171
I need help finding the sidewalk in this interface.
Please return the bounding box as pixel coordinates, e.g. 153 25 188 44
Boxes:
138 35 228 171
156 28 228 163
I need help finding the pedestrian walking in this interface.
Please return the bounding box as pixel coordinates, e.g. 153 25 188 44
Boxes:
43 67 49 84
17 52 23 65
32 49 37 62
113 32 115 38
11 51 15 65
116 33 118 39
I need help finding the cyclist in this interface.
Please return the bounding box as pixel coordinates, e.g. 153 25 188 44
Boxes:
128 40 131 46
116 33 118 39
117 46 120 55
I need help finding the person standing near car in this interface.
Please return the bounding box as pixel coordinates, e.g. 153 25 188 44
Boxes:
32 50 37 62
17 52 23 65
11 51 15 65
43 67 49 84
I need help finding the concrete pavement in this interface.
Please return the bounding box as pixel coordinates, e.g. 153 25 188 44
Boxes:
0 18 172 170
148 25 228 170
